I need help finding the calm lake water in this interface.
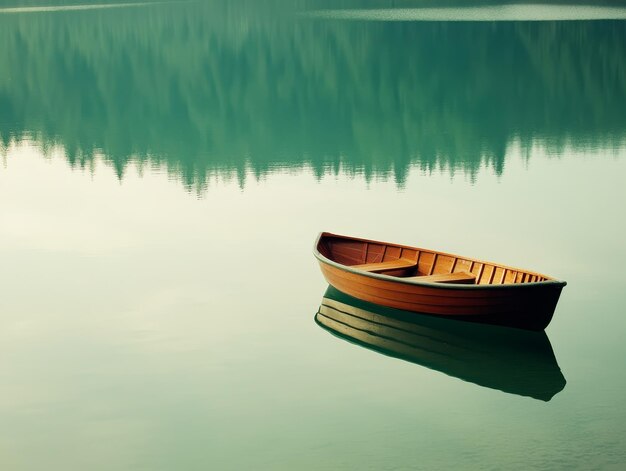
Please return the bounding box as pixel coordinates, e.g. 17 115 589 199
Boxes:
1 1 626 469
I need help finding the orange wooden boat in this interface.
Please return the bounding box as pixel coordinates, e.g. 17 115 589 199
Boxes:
314 232 566 330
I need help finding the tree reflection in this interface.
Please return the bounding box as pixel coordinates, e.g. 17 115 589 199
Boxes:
0 1 624 189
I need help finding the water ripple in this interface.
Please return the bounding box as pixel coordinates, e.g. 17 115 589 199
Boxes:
0 2 161 14
305 5 626 22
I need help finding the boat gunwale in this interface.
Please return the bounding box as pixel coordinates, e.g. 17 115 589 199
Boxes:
314 232 567 291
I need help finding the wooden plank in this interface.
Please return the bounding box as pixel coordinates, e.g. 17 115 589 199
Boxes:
402 249 418 262
331 240 367 265
480 265 494 285
489 266 498 284
366 243 385 263
418 252 435 275
428 254 438 275
475 263 485 282
433 254 455 275
504 270 517 284
406 272 476 284
384 246 402 261
352 259 417 272
454 259 472 274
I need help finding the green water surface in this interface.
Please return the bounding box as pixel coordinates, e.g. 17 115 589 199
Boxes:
1 1 625 469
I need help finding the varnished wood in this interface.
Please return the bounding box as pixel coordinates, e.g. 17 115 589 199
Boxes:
352 259 417 273
406 272 476 284
428 253 438 275
314 232 567 331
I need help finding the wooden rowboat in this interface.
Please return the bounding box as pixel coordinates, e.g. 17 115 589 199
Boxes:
316 286 566 401
314 232 566 331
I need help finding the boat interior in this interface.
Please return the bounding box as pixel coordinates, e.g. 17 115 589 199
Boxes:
318 234 550 285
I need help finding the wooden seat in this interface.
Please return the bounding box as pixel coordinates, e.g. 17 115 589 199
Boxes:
408 272 476 284
352 259 417 273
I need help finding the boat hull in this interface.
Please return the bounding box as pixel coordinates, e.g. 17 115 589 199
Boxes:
315 233 566 331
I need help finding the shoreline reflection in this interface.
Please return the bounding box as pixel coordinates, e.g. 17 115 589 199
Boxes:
1 3 624 190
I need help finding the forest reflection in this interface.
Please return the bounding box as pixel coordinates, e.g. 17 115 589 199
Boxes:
0 1 624 190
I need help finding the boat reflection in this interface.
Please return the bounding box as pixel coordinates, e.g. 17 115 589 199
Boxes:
315 286 566 401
